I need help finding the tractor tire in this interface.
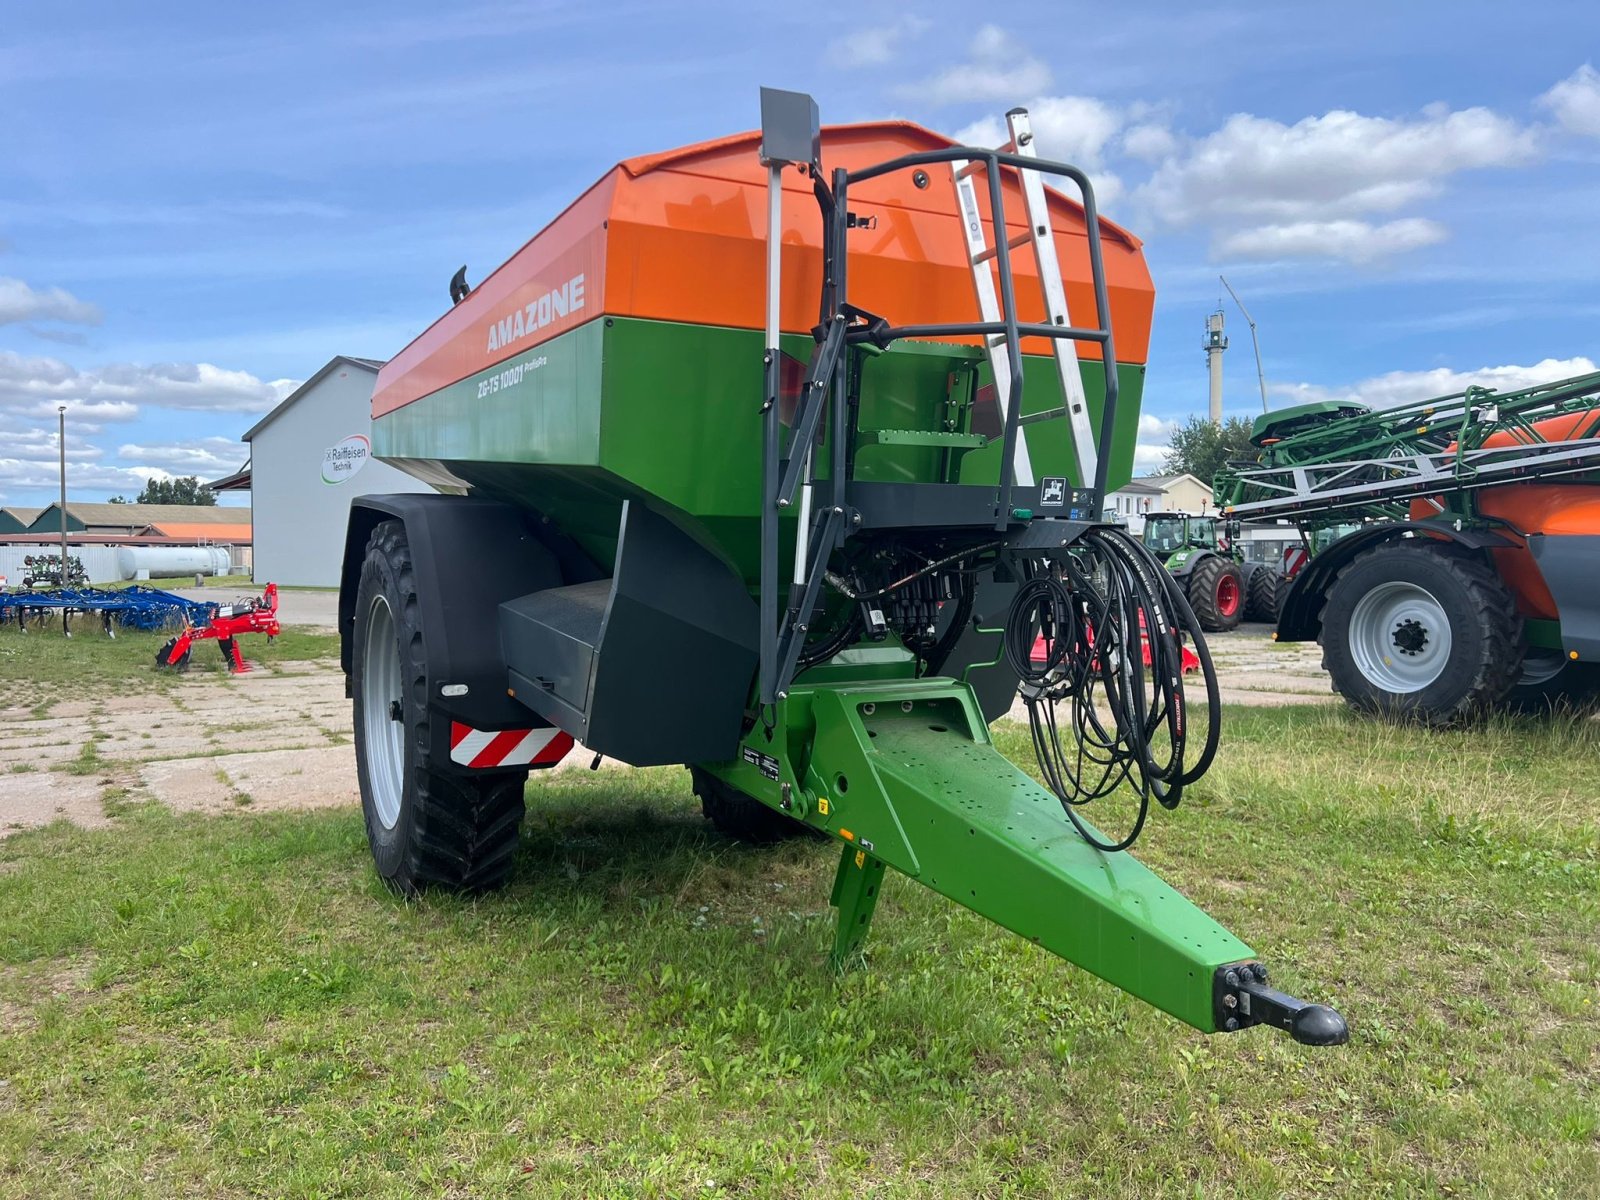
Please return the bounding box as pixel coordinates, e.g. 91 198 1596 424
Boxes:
155 637 192 671
1501 653 1600 716
353 519 526 894
1319 541 1522 726
1245 567 1281 623
1186 556 1245 632
689 766 814 844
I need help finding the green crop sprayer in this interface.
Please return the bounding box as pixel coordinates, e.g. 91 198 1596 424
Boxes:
337 90 1347 1045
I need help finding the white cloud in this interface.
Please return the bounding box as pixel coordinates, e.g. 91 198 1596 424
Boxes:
1133 413 1179 472
956 95 1127 207
0 457 160 498
828 15 928 69
1539 63 1600 138
1136 103 1540 264
1273 356 1598 410
1215 217 1448 264
0 350 297 423
895 25 1051 106
1121 123 1177 162
116 437 244 478
0 276 101 326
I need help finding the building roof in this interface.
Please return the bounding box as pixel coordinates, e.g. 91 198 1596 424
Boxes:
1131 473 1213 494
1108 481 1164 496
27 502 253 533
1 506 43 524
149 521 253 541
208 461 252 492
242 355 385 443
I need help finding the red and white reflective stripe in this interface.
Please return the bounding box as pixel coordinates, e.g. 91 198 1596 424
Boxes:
449 722 573 769
1283 546 1310 578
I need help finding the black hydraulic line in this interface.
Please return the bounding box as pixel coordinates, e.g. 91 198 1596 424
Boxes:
1002 526 1221 852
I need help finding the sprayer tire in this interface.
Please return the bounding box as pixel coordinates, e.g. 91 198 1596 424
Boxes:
1187 557 1245 632
1245 567 1281 623
690 766 814 844
353 519 526 894
1319 540 1522 726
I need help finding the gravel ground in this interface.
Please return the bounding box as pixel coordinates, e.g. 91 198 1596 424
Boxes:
4 622 1331 838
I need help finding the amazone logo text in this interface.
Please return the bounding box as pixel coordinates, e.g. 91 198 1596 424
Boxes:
485 274 586 353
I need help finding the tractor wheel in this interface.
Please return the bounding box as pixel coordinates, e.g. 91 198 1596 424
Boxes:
1245 567 1281 623
155 637 192 671
353 519 526 894
1186 557 1245 632
1319 541 1522 725
1501 652 1600 715
689 766 814 844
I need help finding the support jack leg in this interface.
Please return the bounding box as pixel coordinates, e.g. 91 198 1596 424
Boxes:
829 844 885 971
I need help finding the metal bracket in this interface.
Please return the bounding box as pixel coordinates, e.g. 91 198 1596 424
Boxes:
1213 961 1349 1045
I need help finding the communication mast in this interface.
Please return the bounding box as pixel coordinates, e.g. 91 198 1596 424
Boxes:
1203 308 1227 425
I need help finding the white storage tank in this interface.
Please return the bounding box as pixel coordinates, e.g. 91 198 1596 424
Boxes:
116 545 232 581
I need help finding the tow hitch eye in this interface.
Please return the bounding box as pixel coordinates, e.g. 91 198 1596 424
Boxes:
1214 962 1349 1046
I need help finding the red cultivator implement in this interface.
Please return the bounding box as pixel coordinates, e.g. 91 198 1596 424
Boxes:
1031 609 1201 674
156 583 281 673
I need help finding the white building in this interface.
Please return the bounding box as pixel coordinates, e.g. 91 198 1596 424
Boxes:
224 356 433 587
1104 473 1214 534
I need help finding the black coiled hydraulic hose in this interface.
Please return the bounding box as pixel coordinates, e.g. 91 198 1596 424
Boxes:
1002 526 1221 852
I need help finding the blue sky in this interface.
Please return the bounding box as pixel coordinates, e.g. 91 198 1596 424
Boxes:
2 1 1598 505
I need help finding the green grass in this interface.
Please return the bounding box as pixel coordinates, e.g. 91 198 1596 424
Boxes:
0 706 1595 1197
0 622 340 706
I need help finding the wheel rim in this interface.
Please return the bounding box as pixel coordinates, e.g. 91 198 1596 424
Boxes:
1348 580 1453 694
1518 651 1566 688
1216 573 1241 617
362 594 405 831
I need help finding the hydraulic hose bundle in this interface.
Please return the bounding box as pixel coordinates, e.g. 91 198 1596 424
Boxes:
1003 526 1222 851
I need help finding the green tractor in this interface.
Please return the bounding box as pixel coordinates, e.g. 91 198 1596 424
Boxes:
1141 512 1279 631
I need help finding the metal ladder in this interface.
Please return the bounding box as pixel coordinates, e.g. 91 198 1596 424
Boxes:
951 108 1098 489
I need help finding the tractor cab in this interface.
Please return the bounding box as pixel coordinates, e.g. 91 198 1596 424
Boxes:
1144 512 1220 557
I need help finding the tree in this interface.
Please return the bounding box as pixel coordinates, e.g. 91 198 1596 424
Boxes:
127 476 218 506
1161 416 1258 489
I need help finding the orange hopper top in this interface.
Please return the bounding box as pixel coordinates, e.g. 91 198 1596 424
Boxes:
374 121 1156 418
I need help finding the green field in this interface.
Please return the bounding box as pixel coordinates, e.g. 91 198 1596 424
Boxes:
0 697 1596 1197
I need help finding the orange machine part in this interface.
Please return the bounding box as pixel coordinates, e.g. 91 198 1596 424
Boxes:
375 121 1155 418
1406 408 1600 618
1409 482 1600 621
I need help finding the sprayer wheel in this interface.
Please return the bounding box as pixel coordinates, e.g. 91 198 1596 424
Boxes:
1319 540 1522 725
689 766 815 844
353 519 526 894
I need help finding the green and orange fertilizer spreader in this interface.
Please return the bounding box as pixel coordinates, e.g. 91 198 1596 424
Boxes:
336 90 1346 1046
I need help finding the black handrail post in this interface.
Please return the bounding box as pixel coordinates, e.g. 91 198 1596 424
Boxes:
1076 176 1120 501
985 153 1026 529
829 166 851 516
